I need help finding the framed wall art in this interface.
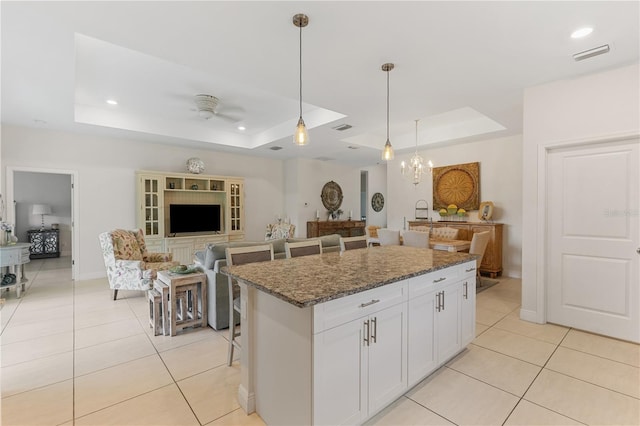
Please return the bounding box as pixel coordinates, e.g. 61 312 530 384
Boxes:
432 162 480 211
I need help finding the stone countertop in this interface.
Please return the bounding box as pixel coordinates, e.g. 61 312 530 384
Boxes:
225 245 476 308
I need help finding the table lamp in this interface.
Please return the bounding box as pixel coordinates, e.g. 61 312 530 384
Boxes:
32 204 52 231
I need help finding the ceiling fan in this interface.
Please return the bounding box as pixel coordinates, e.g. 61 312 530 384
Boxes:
193 94 243 122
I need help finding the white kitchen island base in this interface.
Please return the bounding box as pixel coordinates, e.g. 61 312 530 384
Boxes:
230 249 477 426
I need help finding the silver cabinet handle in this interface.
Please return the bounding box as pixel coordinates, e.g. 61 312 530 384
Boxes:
433 277 446 283
465 267 476 273
463 281 468 299
363 319 370 346
371 317 377 343
435 292 440 312
359 299 380 308
441 290 445 311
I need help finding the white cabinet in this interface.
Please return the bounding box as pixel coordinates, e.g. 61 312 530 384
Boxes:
407 261 476 387
136 171 245 258
460 273 476 347
313 283 408 425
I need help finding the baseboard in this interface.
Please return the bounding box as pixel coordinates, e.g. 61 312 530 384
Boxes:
519 308 543 324
238 385 255 414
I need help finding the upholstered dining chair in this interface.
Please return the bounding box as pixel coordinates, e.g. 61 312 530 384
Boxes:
469 231 491 286
377 229 401 246
402 230 430 248
225 244 274 366
99 229 178 300
365 225 381 247
285 239 322 258
431 227 460 240
339 235 368 251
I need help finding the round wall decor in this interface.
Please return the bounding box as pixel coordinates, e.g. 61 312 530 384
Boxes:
186 157 205 174
321 181 343 211
371 192 384 212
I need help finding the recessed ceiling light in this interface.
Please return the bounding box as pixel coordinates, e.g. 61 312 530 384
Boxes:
106 99 118 105
237 126 246 131
571 27 593 39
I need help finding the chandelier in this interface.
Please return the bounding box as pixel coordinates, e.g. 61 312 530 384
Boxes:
401 119 433 186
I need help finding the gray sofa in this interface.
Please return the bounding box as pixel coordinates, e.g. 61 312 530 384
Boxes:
194 234 341 330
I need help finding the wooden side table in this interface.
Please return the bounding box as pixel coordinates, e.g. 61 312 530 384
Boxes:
156 271 207 336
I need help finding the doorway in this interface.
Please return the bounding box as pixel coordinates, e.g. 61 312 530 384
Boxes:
6 167 79 280
546 138 639 342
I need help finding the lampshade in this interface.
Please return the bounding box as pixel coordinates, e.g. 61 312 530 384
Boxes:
293 13 310 146
32 204 52 215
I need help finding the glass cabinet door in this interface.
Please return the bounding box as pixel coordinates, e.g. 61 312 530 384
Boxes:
140 175 163 237
228 180 244 233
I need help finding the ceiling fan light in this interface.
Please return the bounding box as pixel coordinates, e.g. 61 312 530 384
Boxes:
294 117 309 146
199 109 215 120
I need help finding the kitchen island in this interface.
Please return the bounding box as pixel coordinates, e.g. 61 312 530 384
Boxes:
227 245 477 425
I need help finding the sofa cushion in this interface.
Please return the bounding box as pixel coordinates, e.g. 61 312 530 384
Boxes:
318 234 341 248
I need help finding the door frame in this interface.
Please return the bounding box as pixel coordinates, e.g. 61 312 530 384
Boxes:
534 131 640 325
5 166 80 280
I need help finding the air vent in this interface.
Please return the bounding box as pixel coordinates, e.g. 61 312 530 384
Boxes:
269 146 283 151
347 146 359 150
332 124 353 131
315 156 334 161
573 44 610 61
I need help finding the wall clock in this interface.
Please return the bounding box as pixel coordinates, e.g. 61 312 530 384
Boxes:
371 192 384 212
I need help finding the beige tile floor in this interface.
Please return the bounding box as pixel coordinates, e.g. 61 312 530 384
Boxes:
1 257 639 425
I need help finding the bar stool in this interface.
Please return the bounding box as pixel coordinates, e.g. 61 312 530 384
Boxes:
225 244 274 366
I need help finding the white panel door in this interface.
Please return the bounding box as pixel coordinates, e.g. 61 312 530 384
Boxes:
547 140 639 342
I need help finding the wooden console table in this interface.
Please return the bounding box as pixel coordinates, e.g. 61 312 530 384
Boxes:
408 221 503 277
307 220 365 238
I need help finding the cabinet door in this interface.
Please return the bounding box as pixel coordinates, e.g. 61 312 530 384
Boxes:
314 318 366 426
227 180 244 235
138 175 164 238
368 303 407 415
165 240 194 265
407 291 438 385
436 281 462 363
460 277 476 347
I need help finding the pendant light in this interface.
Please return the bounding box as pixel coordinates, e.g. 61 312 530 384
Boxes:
381 63 394 160
401 119 432 186
293 13 309 146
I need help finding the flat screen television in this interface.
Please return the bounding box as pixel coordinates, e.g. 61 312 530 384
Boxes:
169 204 222 234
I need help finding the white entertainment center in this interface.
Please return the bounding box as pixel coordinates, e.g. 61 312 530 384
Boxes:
136 170 245 264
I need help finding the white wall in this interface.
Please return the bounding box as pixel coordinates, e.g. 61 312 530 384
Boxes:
1 125 285 280
285 158 363 237
521 63 640 322
387 134 523 277
362 163 387 228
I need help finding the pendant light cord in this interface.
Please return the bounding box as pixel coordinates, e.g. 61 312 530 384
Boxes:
386 69 390 140
299 24 303 119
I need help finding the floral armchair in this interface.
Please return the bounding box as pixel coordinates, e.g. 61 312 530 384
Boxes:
99 229 178 300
